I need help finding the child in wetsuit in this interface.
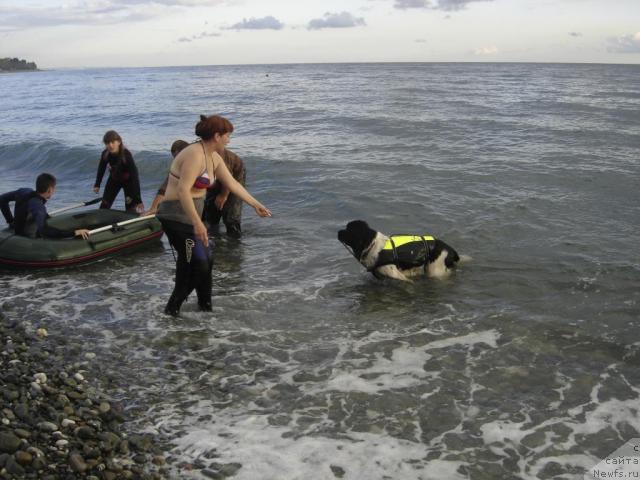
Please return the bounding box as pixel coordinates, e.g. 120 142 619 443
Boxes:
94 130 144 213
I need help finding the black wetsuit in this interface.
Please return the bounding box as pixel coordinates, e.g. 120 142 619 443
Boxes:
0 188 75 238
156 197 213 316
94 148 142 212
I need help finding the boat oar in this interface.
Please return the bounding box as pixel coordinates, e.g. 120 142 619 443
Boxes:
87 215 157 236
49 198 102 216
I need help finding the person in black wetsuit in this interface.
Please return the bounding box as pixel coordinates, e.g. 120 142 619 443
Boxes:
156 115 271 316
93 130 144 213
0 173 90 239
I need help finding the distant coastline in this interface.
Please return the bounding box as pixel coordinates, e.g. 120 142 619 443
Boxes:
0 57 38 72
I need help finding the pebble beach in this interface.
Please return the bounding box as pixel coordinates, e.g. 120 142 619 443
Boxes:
0 310 169 480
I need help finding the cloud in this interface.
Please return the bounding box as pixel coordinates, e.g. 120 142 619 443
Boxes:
0 1 226 30
177 30 221 42
307 12 366 30
436 0 492 10
474 46 498 55
227 16 284 30
394 0 429 8
569 32 582 37
163 0 224 4
607 32 640 53
109 0 227 6
393 0 493 10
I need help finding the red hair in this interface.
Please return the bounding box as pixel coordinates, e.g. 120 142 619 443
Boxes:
195 115 234 141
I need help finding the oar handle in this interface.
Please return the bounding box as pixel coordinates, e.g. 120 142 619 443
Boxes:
49 198 102 216
87 215 156 236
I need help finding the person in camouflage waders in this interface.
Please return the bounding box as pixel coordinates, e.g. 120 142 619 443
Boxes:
202 148 246 238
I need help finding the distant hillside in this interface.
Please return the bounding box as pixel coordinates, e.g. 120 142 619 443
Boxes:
0 57 38 72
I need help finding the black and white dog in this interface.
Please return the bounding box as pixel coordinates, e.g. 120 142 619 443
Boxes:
338 220 462 281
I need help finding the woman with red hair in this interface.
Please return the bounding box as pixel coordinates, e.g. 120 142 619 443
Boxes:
156 114 271 316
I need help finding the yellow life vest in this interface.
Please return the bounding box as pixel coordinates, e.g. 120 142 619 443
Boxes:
372 234 436 273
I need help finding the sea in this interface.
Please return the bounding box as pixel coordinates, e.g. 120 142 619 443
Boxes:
0 62 639 479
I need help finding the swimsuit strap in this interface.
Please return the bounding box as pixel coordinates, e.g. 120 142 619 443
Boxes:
201 141 213 174
169 145 208 180
200 141 216 183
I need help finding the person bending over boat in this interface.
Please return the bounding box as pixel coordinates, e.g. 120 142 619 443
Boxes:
156 115 271 316
144 139 189 216
202 146 246 238
94 130 144 213
0 173 90 239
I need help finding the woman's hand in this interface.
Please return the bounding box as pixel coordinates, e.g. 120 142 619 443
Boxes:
193 220 209 246
253 203 272 218
93 187 100 194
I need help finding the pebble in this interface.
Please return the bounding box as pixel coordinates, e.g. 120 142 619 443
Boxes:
69 452 88 473
5 456 25 476
13 403 29 420
2 409 15 420
0 432 21 453
15 450 33 465
26 446 44 458
56 439 69 449
75 426 97 440
61 418 76 428
14 429 31 439
38 421 58 432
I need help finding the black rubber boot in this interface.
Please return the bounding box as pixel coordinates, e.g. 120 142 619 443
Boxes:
164 293 183 317
225 222 242 239
198 301 213 312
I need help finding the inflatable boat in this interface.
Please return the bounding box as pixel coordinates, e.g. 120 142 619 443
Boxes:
0 209 163 269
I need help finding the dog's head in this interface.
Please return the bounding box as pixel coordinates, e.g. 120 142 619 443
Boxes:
338 220 378 261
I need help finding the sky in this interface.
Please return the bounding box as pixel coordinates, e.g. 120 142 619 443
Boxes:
0 0 638 68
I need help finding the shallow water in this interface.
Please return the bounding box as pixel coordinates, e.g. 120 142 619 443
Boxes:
1 62 639 479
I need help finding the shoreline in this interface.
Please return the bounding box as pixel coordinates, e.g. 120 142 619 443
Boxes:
0 310 169 479
0 70 41 74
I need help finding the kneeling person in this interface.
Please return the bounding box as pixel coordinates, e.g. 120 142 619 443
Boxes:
0 173 90 239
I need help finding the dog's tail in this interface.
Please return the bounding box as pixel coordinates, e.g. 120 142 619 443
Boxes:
458 254 472 263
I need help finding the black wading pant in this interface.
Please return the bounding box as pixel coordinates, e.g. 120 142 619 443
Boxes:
100 176 140 212
160 219 213 315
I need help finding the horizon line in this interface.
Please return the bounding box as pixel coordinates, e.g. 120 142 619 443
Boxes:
36 60 640 71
